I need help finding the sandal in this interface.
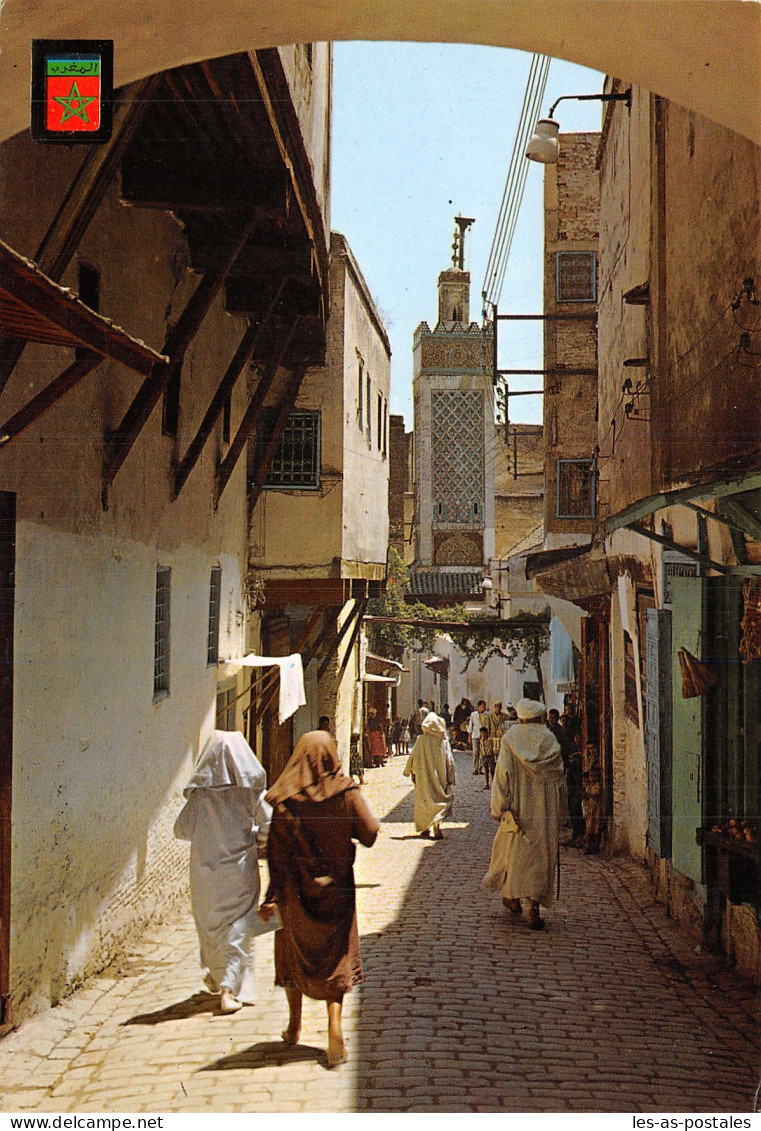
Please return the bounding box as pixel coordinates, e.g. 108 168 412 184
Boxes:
528 914 546 931
502 898 522 915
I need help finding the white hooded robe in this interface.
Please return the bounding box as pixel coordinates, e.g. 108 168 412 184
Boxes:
174 730 272 1000
403 712 455 832
482 721 567 906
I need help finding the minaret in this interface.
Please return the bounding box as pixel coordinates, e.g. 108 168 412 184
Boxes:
437 216 475 325
412 218 495 572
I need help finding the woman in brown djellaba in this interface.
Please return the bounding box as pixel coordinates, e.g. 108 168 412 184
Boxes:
258 730 379 1068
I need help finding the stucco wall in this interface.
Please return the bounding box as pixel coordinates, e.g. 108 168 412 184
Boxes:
0 126 253 1020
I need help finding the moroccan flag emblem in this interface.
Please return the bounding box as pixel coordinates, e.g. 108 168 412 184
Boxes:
31 40 113 144
46 57 101 132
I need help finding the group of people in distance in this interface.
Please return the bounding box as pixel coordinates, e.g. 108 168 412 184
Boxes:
172 695 582 1070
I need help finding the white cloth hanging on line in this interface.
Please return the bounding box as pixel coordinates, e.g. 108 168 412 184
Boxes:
222 653 307 723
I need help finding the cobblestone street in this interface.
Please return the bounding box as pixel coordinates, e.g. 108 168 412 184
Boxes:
2 750 760 1114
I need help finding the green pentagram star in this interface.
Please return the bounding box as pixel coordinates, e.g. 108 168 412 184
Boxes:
53 81 96 124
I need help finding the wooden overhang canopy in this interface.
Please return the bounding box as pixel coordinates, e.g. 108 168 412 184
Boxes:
0 238 167 447
604 467 761 575
118 50 328 362
526 544 653 617
101 49 329 505
263 577 385 610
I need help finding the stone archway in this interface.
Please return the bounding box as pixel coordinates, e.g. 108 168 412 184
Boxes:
1 1 760 144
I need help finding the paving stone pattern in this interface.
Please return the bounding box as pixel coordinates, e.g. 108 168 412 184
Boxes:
1 751 759 1113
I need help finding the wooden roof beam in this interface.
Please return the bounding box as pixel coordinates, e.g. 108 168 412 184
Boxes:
626 522 729 573
121 148 288 213
102 211 259 504
213 316 298 507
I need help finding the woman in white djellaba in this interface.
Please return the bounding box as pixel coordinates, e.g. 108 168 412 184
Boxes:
403 711 455 840
174 730 273 1013
482 699 567 930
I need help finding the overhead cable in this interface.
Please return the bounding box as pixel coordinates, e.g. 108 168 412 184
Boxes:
482 54 551 311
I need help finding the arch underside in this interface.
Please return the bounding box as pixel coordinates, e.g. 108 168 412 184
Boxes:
1 1 760 145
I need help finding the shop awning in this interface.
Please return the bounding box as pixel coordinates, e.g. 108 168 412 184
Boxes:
423 655 450 676
526 544 652 615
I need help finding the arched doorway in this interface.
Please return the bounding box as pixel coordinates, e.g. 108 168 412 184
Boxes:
1 0 759 144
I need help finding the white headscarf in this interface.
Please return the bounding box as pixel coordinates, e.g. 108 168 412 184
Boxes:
183 730 266 794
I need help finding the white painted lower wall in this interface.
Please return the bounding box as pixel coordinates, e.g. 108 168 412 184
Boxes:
10 521 246 1018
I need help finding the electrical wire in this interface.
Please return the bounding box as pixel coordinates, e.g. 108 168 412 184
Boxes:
482 54 551 310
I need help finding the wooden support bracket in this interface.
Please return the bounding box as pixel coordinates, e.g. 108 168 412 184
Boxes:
626 522 729 573
245 358 308 511
102 211 259 505
174 281 289 498
0 352 102 447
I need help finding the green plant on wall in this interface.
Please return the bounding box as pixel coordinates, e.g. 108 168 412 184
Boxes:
367 549 550 699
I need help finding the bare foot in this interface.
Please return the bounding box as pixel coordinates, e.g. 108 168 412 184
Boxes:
327 1038 348 1068
281 1026 301 1046
220 989 243 1014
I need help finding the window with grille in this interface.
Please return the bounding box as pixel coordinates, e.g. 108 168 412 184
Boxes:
207 566 222 666
153 566 171 699
255 410 321 489
556 458 596 519
365 374 372 436
357 360 363 425
556 251 597 303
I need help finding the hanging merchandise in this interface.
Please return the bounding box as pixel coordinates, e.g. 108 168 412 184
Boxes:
739 578 761 664
677 647 718 698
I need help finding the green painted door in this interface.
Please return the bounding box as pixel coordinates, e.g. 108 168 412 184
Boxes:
670 576 704 880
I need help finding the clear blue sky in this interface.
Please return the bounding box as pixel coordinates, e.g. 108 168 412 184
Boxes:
331 42 605 427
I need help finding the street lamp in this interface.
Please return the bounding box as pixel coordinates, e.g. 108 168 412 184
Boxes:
481 574 505 616
525 90 632 164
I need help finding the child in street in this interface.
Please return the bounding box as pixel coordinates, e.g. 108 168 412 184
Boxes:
481 725 495 789
398 718 411 757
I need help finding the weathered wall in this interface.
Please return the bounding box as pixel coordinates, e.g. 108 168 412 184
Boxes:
339 235 391 573
596 87 653 519
494 422 544 558
656 102 761 488
253 233 389 580
543 132 599 546
277 43 332 239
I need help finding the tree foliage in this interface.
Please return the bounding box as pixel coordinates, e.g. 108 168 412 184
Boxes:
366 548 467 658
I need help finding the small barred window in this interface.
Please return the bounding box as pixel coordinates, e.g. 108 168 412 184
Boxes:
556 251 597 303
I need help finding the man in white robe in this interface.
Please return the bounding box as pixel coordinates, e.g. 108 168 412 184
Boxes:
482 699 567 930
403 712 455 840
174 730 272 1013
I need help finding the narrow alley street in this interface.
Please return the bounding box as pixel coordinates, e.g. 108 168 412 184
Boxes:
2 750 759 1115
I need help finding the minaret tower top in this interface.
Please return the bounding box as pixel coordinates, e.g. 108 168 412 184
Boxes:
438 215 475 325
